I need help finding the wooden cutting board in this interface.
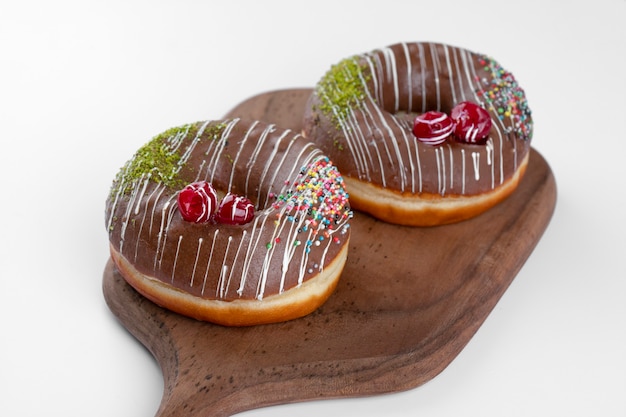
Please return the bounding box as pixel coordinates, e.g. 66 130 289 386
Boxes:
103 88 557 417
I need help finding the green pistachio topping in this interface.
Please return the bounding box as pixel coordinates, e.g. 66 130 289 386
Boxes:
204 120 227 141
316 56 370 126
109 121 230 198
110 122 205 197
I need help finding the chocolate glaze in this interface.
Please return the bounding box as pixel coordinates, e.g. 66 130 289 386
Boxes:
106 119 351 301
303 42 532 197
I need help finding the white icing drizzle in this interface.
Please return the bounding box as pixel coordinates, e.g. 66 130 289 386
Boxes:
435 146 444 195
228 119 258 191
402 42 413 111
256 129 292 203
244 122 275 193
486 138 495 190
190 237 203 287
390 115 416 193
154 199 171 270
224 230 247 296
447 144 454 191
461 148 466 194
171 235 183 284
201 229 219 296
133 183 161 261
472 151 481 181
429 42 442 111
417 43 427 113
216 236 233 298
443 44 458 105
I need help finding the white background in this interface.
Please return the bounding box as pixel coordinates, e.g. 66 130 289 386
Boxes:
1 0 625 416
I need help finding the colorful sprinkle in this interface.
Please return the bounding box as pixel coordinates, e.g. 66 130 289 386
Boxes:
476 56 533 141
267 156 353 252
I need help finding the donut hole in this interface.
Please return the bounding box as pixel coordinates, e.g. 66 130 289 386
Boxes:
377 87 457 126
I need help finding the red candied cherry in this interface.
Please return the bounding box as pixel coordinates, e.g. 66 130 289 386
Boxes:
412 111 455 145
450 101 492 144
177 181 218 223
215 193 255 225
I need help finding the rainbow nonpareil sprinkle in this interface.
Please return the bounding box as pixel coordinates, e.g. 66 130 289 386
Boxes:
476 56 533 141
270 156 353 255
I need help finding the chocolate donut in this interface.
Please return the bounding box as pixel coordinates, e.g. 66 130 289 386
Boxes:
106 119 352 326
303 42 533 226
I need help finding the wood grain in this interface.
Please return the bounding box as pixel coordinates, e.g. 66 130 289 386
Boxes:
103 88 557 417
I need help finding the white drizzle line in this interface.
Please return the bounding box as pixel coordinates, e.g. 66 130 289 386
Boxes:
166 126 188 153
365 55 399 170
228 119 258 192
429 43 441 111
188 123 215 183
134 175 151 215
257 230 277 300
443 44 457 105
148 186 166 236
461 148 466 194
189 237 203 287
486 138 495 190
401 42 412 111
201 229 219 296
296 227 316 284
436 147 446 196
453 47 466 101
224 230 247 297
383 46 400 113
106 163 132 233
364 55 380 101
370 49 385 108
119 172 147 252
414 137 423 193
278 210 302 293
494 120 505 185
390 115 416 193
319 217 349 278
349 56 376 171
155 197 177 271
256 128 292 204
335 104 368 180
194 158 206 182
354 61 381 163
216 236 233 298
251 215 276 298
171 235 183 284
180 121 210 169
207 120 237 184
472 152 480 181
260 136 300 208
448 144 454 191
237 213 267 296
134 182 165 261
245 123 275 193
418 43 427 113
366 96 406 190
